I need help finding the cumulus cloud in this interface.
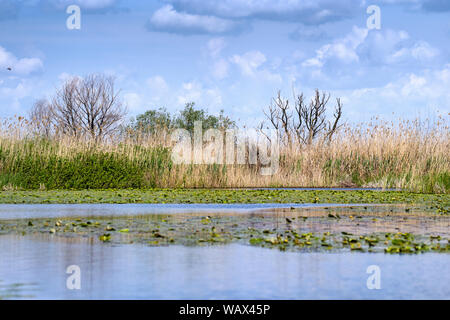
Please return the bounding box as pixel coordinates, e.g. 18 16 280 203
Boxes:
122 76 170 113
43 0 119 11
146 5 245 35
164 0 363 25
207 38 227 58
147 76 169 94
177 81 223 110
230 51 282 83
387 41 439 63
147 0 376 35
204 38 230 79
289 25 331 42
50 0 116 9
302 27 439 69
121 77 224 115
0 81 31 99
338 64 450 118
230 51 267 76
0 79 36 112
0 46 43 75
0 0 121 18
123 92 142 113
357 30 439 65
302 26 368 68
211 59 229 79
147 0 450 37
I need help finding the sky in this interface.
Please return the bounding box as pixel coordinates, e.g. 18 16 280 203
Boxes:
0 0 449 126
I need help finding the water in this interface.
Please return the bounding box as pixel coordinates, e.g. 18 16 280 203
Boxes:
0 203 375 220
0 234 448 300
0 204 448 300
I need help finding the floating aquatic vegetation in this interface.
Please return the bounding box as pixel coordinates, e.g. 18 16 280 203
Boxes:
1 206 448 254
0 190 448 212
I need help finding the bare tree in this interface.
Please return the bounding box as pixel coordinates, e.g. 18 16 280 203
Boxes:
326 97 343 141
50 74 127 140
52 78 80 137
28 99 55 138
261 89 343 146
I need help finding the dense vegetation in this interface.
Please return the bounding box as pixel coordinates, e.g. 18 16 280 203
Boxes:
1 115 448 193
0 73 448 193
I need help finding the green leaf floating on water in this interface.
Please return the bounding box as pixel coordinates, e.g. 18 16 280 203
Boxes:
99 233 111 242
249 238 263 245
265 236 278 244
201 218 211 224
119 228 129 233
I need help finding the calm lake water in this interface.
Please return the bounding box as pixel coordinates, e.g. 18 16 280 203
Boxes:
0 234 448 300
0 203 448 300
0 203 376 220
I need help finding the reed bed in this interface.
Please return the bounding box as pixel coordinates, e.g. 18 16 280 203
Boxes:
0 114 448 193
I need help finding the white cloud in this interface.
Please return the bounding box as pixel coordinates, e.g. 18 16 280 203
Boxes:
212 59 229 79
290 25 330 41
0 46 43 75
230 51 267 76
57 72 77 82
165 0 363 25
122 79 223 115
302 26 368 67
122 76 170 113
177 81 222 110
204 38 229 79
229 51 282 83
147 75 169 93
46 0 117 10
0 80 34 112
0 81 31 99
339 65 450 119
207 38 226 58
123 92 142 113
389 41 439 62
147 5 242 35
302 27 440 69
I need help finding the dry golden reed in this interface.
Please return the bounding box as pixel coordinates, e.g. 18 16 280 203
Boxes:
0 114 448 193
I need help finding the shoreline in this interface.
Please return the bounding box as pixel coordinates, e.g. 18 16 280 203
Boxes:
0 188 448 203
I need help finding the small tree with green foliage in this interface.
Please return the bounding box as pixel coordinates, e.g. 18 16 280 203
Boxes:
131 102 235 136
174 102 235 132
130 107 172 135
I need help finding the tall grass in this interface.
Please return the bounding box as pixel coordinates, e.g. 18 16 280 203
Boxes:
0 114 448 193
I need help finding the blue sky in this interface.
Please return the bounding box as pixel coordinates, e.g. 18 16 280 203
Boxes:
0 0 449 126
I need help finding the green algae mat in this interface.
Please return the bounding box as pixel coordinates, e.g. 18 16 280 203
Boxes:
0 189 448 211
